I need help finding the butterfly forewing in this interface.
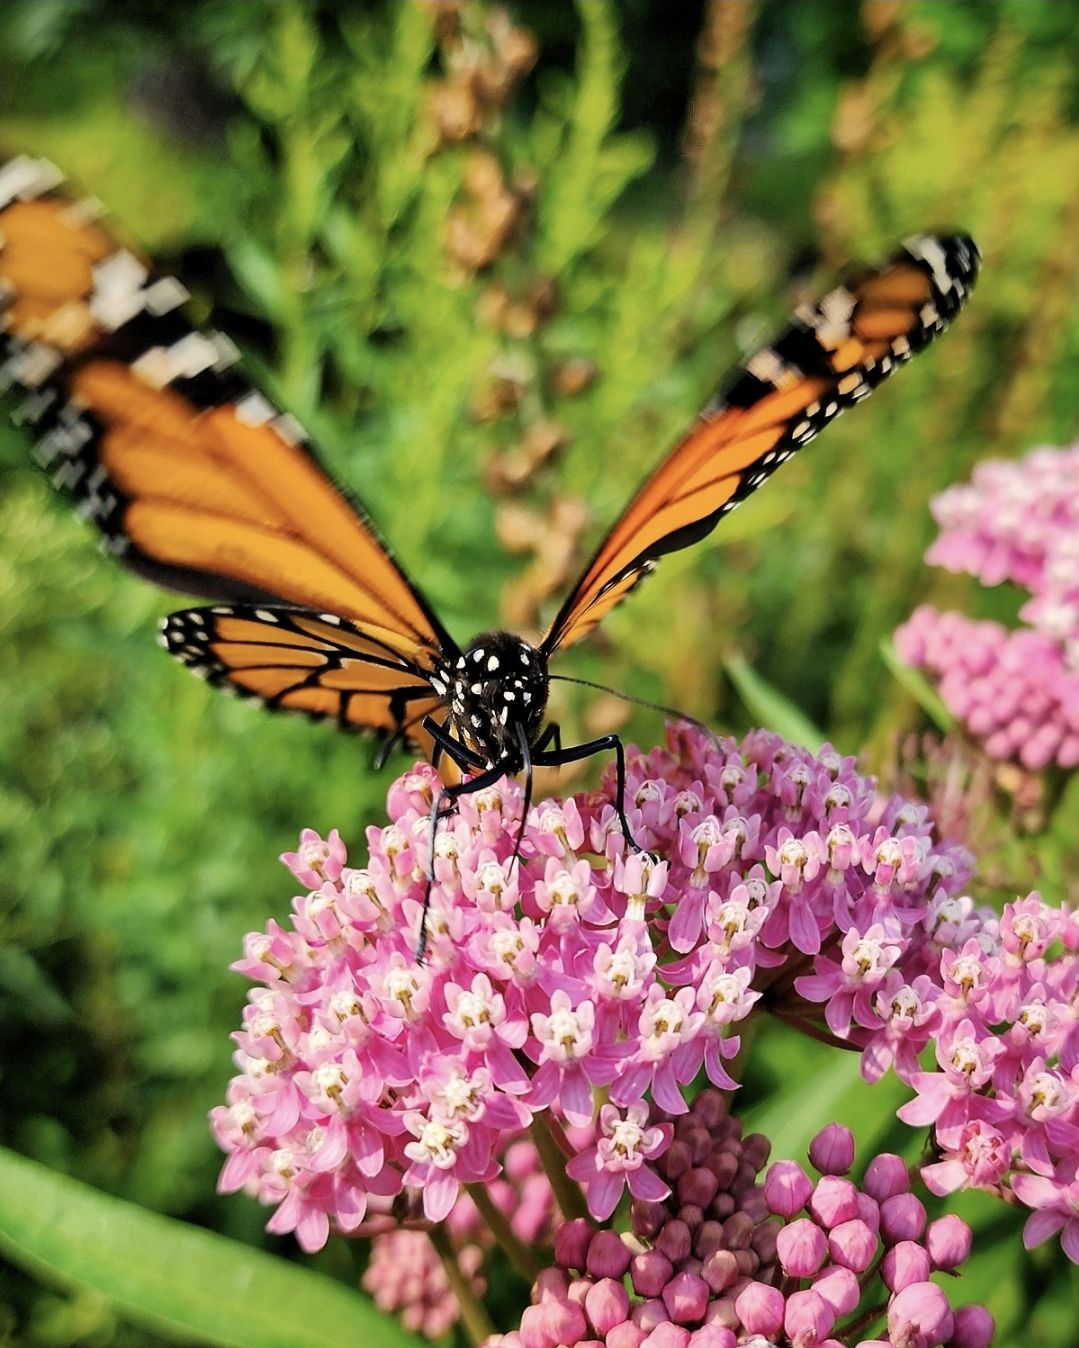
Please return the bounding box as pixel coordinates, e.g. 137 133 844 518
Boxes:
541 233 980 654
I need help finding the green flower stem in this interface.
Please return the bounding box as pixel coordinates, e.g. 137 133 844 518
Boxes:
464 1181 541 1282
529 1110 590 1223
427 1220 497 1348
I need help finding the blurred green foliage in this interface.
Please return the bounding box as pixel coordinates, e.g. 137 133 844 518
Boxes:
1 0 1077 1342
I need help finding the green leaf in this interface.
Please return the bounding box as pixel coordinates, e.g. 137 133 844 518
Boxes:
879 638 956 732
0 1146 422 1348
724 653 826 751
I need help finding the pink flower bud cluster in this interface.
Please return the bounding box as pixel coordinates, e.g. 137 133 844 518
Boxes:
895 442 1079 770
895 608 1079 770
361 1137 560 1337
211 726 983 1251
483 1093 993 1348
927 443 1079 649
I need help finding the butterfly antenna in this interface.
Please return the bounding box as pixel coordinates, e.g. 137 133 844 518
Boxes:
547 674 721 750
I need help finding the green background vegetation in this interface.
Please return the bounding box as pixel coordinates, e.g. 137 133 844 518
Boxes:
0 1 1076 1342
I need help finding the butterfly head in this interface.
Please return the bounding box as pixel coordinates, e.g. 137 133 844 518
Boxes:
442 631 549 769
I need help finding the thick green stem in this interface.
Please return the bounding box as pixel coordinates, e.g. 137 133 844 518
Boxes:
427 1221 497 1348
530 1111 590 1222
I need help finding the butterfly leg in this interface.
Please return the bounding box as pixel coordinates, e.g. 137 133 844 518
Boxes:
533 721 562 755
533 732 642 852
422 714 486 769
510 722 534 871
417 758 511 961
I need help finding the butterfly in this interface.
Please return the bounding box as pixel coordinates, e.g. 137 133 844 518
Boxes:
0 153 980 892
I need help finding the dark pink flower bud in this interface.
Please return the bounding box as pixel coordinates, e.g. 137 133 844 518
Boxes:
607 1324 647 1348
534 1267 570 1300
678 1204 704 1232
656 1219 693 1264
764 1159 813 1216
568 1277 591 1305
949 1303 995 1348
926 1214 973 1270
863 1153 910 1201
545 1297 588 1346
734 1281 784 1336
692 1090 728 1129
641 1324 690 1348
632 1299 669 1333
555 1217 593 1271
588 1229 631 1279
677 1166 720 1209
880 1192 927 1244
856 1191 881 1231
634 1200 669 1240
784 1289 835 1343
632 1250 675 1299
700 1248 739 1294
827 1217 877 1271
708 1151 739 1190
694 1220 724 1257
888 1281 953 1348
808 1175 859 1228
741 1133 771 1171
750 1221 778 1264
663 1270 710 1325
776 1217 827 1276
808 1124 855 1176
685 1326 736 1347
721 1212 755 1250
882 1240 931 1292
585 1278 630 1335
812 1265 859 1316
664 1140 694 1180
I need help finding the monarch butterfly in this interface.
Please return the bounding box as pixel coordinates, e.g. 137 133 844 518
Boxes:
0 155 979 904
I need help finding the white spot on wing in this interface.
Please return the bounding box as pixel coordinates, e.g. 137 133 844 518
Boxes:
0 156 63 209
904 234 953 295
89 251 149 331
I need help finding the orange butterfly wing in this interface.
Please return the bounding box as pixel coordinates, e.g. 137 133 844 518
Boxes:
542 233 980 654
0 156 457 748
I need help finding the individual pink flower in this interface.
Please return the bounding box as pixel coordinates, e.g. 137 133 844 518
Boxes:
1013 1171 1079 1262
565 1102 673 1220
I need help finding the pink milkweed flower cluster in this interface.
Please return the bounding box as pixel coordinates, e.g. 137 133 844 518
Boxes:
886 893 1079 1262
211 722 1008 1252
483 1091 993 1348
895 442 1079 770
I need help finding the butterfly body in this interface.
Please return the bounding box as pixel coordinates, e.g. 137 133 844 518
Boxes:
436 631 550 770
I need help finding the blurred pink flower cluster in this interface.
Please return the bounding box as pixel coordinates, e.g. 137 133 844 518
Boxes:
210 723 1079 1257
895 443 1079 770
484 1092 993 1348
362 1136 560 1338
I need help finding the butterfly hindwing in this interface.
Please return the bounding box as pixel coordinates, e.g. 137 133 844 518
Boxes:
541 233 980 654
0 156 456 660
160 605 447 754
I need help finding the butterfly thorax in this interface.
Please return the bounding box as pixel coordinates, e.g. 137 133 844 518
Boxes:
440 631 549 768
